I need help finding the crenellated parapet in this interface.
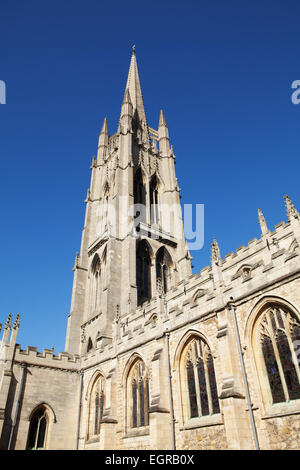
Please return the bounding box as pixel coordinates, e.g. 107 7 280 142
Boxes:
206 196 300 304
13 344 80 372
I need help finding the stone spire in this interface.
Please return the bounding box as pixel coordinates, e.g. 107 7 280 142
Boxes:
284 195 299 222
258 208 269 236
124 47 147 124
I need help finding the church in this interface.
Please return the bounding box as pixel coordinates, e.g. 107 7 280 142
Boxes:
0 49 300 450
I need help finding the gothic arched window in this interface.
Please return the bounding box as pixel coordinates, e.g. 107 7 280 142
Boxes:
127 359 149 429
88 375 105 439
89 254 101 315
150 175 159 224
156 246 173 294
27 406 49 450
181 336 220 420
134 168 146 223
136 240 152 305
256 304 300 404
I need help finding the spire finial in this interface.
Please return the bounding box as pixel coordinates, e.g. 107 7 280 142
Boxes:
124 47 146 123
284 195 299 221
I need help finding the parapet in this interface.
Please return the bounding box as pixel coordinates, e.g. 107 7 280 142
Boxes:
14 344 80 371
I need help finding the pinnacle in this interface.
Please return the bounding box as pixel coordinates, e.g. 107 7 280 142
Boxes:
100 117 109 135
211 238 221 264
159 109 167 127
258 207 265 220
13 313 20 330
284 195 299 221
258 207 269 235
4 313 12 329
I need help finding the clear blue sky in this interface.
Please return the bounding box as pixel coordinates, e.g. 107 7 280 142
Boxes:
0 0 299 353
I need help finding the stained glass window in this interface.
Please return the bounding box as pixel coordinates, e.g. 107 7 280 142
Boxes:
129 359 149 429
258 305 300 404
183 336 220 420
88 375 105 438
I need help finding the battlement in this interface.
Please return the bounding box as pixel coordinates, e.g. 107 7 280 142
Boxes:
14 344 80 371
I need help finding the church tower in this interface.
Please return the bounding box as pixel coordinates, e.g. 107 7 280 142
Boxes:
65 48 192 355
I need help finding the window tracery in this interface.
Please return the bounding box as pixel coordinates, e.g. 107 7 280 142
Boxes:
182 336 220 420
257 305 300 404
127 359 149 429
27 406 48 450
88 375 105 439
